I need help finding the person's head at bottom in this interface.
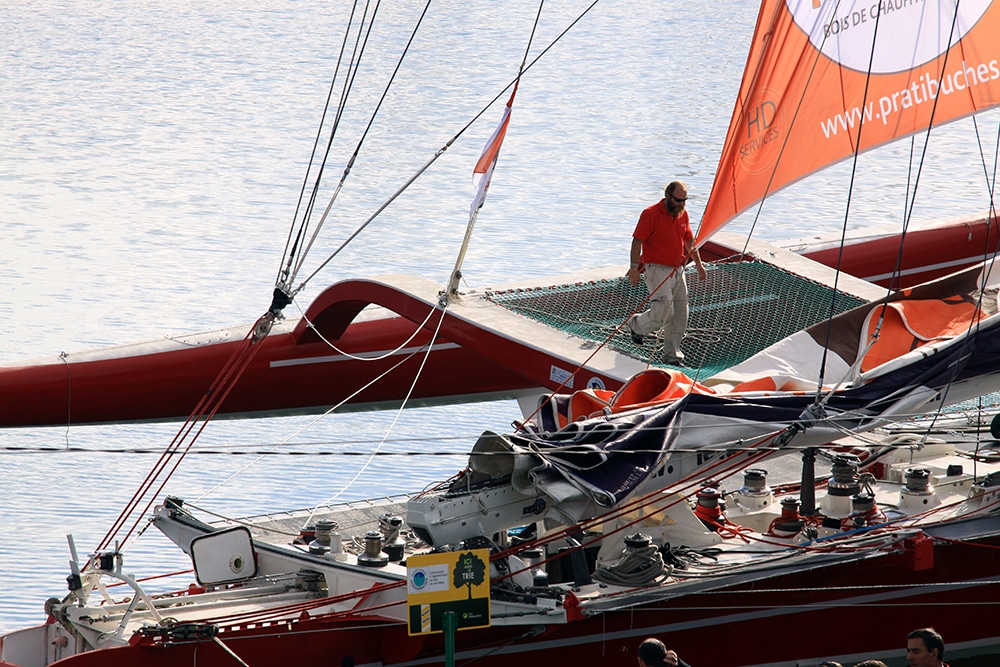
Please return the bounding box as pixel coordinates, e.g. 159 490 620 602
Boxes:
638 638 671 667
907 628 945 667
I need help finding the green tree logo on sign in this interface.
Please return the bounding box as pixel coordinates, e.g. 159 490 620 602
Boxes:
453 551 486 599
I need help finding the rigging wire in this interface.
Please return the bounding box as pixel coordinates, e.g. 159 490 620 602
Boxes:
289 0 603 298
729 3 997 445
301 303 447 523
287 0 435 291
703 1 887 413
873 5 1000 443
967 109 1000 472
16 410 1000 457
94 314 274 555
180 0 564 520
442 2 540 302
290 289 443 362
277 0 363 288
299 4 552 512
812 3 883 400
848 6 1000 446
94 1 432 558
734 1 832 252
189 327 443 509
696 1 852 410
867 7 966 302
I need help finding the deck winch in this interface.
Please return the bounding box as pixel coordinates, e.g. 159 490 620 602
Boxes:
735 468 773 510
821 454 862 518
899 467 943 512
307 520 347 562
694 487 726 530
769 496 805 536
358 531 389 568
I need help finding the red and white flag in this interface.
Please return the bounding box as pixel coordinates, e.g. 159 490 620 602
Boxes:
470 82 518 215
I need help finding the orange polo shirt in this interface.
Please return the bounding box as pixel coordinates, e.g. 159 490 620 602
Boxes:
632 200 693 266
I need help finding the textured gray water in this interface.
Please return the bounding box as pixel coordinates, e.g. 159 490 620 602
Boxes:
2 0 998 640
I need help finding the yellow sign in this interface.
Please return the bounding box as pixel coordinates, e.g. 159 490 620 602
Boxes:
406 549 490 635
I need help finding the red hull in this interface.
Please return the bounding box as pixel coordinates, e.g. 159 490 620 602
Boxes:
3 220 998 429
0 317 536 427
40 535 1000 667
797 214 1000 289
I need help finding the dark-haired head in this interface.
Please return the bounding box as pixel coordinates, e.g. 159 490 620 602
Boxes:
638 638 667 666
907 627 945 660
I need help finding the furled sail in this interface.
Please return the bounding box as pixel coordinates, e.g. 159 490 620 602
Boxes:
697 0 1000 245
465 397 685 527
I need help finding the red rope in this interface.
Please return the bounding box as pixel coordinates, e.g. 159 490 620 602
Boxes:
931 534 1000 549
96 314 272 555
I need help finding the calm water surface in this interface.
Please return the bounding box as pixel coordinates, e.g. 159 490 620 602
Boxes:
2 1 998 657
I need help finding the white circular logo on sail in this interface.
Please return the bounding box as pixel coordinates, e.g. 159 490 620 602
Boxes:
788 0 991 74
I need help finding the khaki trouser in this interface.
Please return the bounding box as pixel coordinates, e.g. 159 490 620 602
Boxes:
630 263 688 358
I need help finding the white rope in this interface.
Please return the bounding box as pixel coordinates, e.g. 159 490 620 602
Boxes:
191 301 448 506
303 301 451 523
290 287 441 362
593 545 671 587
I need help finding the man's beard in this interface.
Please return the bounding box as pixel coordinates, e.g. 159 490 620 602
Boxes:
666 199 685 215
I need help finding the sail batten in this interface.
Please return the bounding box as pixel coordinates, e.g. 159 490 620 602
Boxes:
697 0 1000 246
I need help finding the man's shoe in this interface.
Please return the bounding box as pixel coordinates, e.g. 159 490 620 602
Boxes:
661 354 686 367
628 318 644 345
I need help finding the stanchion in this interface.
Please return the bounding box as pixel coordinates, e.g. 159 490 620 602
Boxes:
443 611 457 667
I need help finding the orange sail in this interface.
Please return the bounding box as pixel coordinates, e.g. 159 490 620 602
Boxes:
697 0 1000 245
